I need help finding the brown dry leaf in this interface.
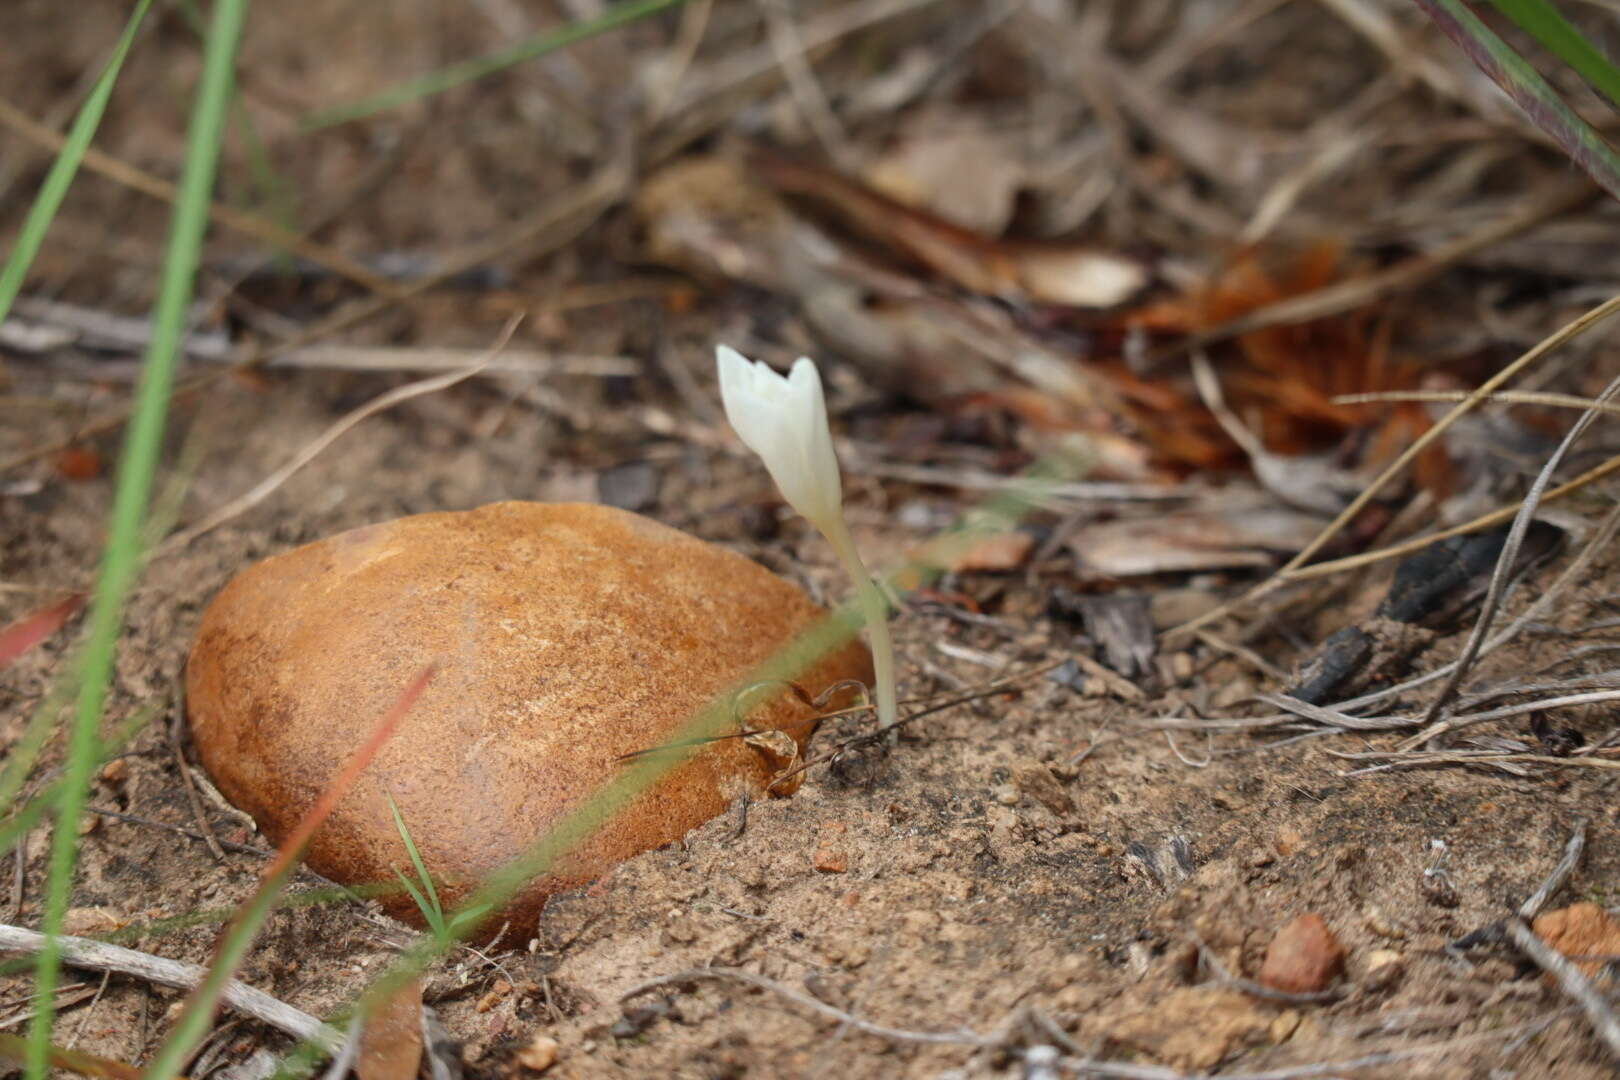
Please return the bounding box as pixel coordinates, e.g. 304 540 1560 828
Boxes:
1069 494 1326 577
865 117 1025 234
356 974 423 1080
757 153 1149 308
632 153 1150 452
1531 903 1620 979
1122 244 1445 475
635 155 792 290
950 531 1035 572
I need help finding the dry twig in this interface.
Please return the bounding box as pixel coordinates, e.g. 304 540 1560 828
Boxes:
1505 918 1620 1066
1420 372 1620 728
155 317 520 554
0 924 341 1050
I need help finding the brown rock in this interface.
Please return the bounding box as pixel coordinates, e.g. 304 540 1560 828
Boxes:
187 502 872 942
813 847 849 874
1532 902 1620 978
1258 914 1344 994
515 1033 558 1072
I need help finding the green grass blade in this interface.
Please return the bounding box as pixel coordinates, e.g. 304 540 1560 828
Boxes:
0 682 75 815
1489 0 1620 108
1418 0 1620 202
0 0 155 325
301 0 686 129
0 703 162 866
23 0 250 1073
385 792 443 921
392 870 444 938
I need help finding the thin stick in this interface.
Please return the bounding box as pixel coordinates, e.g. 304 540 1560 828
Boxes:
155 317 520 554
167 693 225 862
82 806 266 857
1521 820 1585 921
0 97 405 299
1336 388 1620 415
1168 283 1620 643
622 967 993 1046
1342 751 1620 775
623 967 1560 1080
0 153 628 478
1420 372 1620 727
1289 448 1620 583
756 0 853 166
0 924 340 1050
1505 917 1620 1065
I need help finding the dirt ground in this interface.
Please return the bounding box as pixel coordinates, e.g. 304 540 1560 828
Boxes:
5 1 1620 1077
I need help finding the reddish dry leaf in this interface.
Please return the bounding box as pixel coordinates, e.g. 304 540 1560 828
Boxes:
1117 242 1454 484
55 447 103 481
0 593 84 670
0 1035 146 1080
357 975 424 1080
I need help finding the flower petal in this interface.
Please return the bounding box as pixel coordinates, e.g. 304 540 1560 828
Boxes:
715 345 845 532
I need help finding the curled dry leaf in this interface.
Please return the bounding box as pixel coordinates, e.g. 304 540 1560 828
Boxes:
1068 495 1327 578
864 116 1026 235
0 592 84 670
356 976 423 1080
757 153 1150 309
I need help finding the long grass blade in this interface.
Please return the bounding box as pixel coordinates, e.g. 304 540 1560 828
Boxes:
0 702 162 872
385 793 443 934
1488 0 1620 108
1417 0 1620 202
301 0 686 129
0 0 155 324
23 0 249 1072
0 1034 146 1080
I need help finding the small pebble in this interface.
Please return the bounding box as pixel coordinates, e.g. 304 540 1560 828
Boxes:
1363 949 1404 991
516 1034 559 1072
1258 914 1344 994
814 847 849 873
1362 904 1405 940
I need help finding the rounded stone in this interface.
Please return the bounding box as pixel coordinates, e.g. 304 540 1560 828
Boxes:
187 502 873 940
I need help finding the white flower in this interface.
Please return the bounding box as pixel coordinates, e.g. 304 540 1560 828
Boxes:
716 345 897 730
715 345 844 534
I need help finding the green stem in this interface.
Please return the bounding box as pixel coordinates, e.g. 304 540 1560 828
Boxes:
822 517 897 730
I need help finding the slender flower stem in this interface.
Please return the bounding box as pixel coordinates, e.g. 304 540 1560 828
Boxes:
822 517 897 730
